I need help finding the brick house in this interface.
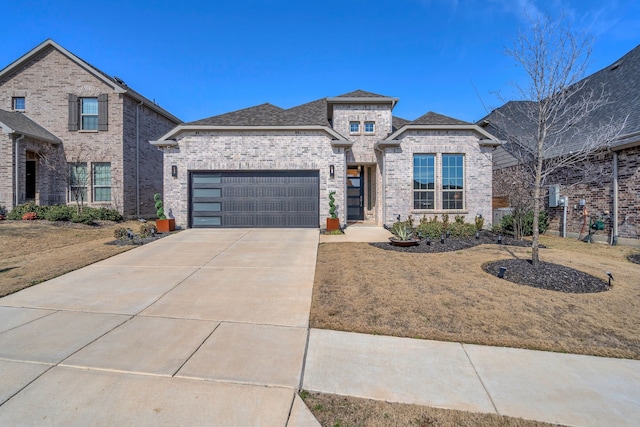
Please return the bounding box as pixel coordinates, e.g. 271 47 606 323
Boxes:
151 90 499 229
0 39 181 217
481 44 640 245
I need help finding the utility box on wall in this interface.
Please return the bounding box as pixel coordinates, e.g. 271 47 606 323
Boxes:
549 184 560 208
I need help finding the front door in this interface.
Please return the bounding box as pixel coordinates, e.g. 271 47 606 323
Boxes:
25 160 36 200
347 166 363 221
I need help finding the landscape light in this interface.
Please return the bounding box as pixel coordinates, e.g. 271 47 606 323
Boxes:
440 234 445 244
498 267 507 278
475 231 480 239
497 234 502 244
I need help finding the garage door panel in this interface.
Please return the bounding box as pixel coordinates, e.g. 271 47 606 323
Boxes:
191 171 319 228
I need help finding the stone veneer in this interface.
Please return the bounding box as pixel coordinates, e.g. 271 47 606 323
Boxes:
384 130 494 225
0 44 178 216
162 130 347 228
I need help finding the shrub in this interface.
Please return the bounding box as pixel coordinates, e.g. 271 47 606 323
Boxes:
499 210 549 238
454 215 465 224
71 212 96 225
114 227 128 240
442 213 449 231
22 212 38 220
94 207 123 222
8 202 43 220
44 205 74 221
139 223 156 238
448 221 476 238
475 214 485 231
416 221 444 239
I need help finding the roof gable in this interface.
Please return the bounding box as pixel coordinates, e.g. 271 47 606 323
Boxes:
0 39 181 124
334 89 390 98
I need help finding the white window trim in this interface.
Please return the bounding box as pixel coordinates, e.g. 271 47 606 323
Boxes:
349 121 360 134
412 153 467 213
364 121 375 133
80 97 99 131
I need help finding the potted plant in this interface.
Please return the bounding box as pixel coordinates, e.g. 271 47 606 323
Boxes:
389 221 420 246
326 191 340 231
154 193 175 233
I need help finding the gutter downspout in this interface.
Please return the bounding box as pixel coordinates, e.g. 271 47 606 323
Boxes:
612 151 619 245
14 134 25 208
136 101 143 218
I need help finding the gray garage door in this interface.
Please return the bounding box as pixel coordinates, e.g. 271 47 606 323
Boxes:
190 170 319 228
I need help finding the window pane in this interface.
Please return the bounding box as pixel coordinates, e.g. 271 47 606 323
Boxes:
193 217 221 226
193 188 221 198
350 122 359 133
81 98 98 114
365 122 374 133
414 191 434 209
193 202 221 212
82 116 98 130
93 162 111 202
413 154 435 209
193 175 221 184
13 97 25 110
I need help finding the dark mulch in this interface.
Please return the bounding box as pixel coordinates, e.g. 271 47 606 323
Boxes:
106 232 175 246
370 231 540 253
483 259 609 293
628 253 640 265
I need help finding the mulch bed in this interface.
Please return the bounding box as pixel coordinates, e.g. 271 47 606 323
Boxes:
371 231 608 294
370 231 538 253
628 253 640 265
483 259 609 293
106 231 176 246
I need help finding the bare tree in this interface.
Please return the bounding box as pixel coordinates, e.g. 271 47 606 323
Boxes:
488 14 625 266
38 144 91 215
494 167 535 240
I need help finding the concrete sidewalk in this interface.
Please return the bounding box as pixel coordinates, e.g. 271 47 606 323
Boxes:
0 228 320 426
303 329 640 427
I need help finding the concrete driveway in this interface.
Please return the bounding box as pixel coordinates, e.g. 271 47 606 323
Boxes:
0 229 320 426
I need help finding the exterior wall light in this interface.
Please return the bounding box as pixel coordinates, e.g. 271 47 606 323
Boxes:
171 165 178 178
329 164 335 179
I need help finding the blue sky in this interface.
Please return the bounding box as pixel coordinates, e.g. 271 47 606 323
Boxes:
1 0 638 123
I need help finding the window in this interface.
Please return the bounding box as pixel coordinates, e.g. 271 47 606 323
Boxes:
364 122 375 133
413 155 435 209
93 162 111 202
12 97 25 110
69 94 107 131
81 97 99 130
442 154 464 210
349 121 360 134
69 163 88 203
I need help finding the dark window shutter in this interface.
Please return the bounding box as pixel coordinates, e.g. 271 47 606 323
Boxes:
98 94 108 131
68 94 78 131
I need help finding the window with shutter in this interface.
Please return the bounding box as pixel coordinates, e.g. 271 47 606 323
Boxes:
98 94 108 131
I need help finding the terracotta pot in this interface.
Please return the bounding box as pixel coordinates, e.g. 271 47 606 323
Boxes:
389 237 420 247
156 218 175 233
326 217 340 231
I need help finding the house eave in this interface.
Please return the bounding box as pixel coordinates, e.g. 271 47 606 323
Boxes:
151 124 349 147
384 124 500 143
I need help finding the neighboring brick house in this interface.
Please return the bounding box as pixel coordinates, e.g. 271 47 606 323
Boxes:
481 44 640 245
0 39 181 217
151 90 499 229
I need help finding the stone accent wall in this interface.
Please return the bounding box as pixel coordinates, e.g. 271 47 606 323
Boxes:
384 130 494 226
333 104 392 163
492 145 639 240
0 134 13 210
162 130 346 228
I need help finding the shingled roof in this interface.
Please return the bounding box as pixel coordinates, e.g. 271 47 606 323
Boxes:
188 103 284 126
0 110 60 144
334 89 390 98
411 111 471 126
482 44 640 153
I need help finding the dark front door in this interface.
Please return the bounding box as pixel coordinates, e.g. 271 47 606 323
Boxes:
25 161 36 200
347 167 364 221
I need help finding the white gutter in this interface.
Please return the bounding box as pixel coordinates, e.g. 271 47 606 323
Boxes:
14 134 24 207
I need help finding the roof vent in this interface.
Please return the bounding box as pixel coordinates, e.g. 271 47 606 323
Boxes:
113 76 126 85
609 61 622 71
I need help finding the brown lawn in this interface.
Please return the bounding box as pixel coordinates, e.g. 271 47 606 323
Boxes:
311 235 640 359
0 220 142 297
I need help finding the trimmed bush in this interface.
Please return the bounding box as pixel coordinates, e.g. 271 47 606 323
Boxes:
71 212 96 225
416 221 444 239
94 207 123 222
114 227 128 240
139 223 156 238
44 205 74 221
8 202 44 220
448 221 476 238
